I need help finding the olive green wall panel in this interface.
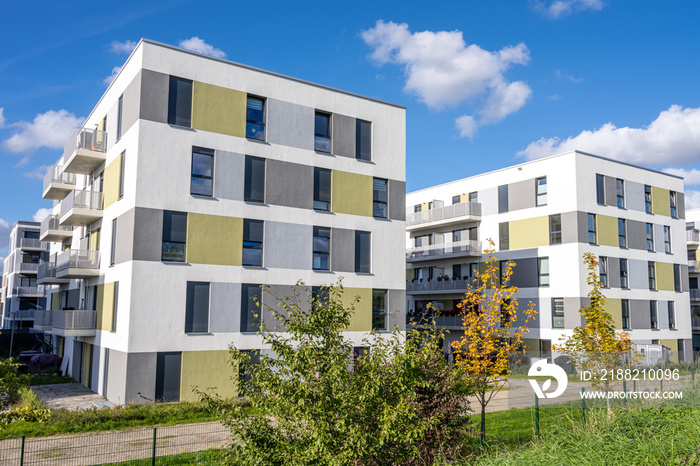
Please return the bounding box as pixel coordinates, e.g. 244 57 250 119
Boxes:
651 187 670 217
596 215 618 247
187 213 243 266
331 170 373 217
655 262 675 291
103 153 122 208
96 282 116 332
343 287 372 331
605 298 622 329
180 351 237 402
191 81 245 137
509 216 549 250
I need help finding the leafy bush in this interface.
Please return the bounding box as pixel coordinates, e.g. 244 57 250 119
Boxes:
0 403 51 425
0 358 30 404
200 281 473 465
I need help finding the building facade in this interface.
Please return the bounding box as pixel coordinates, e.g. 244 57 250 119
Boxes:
684 209 700 355
406 151 692 362
36 39 406 404
1 221 49 329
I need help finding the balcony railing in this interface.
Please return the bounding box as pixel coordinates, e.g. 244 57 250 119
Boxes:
52 310 96 337
40 215 73 242
12 286 42 297
18 238 45 251
37 260 70 284
689 260 698 273
406 202 482 230
59 190 103 226
17 262 39 274
693 317 700 331
12 310 36 321
64 127 107 156
687 229 700 246
407 239 482 262
407 313 463 328
56 249 100 277
61 127 108 174
407 277 477 293
33 309 53 331
691 289 700 301
42 164 76 200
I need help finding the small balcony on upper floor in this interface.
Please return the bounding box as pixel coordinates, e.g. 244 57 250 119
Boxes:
60 127 107 175
40 215 73 242
52 310 96 337
33 309 53 332
10 310 36 321
687 229 700 249
693 316 700 332
406 239 482 263
406 276 477 295
55 249 100 279
12 286 44 298
14 262 39 275
691 289 700 302
18 238 46 252
406 201 482 233
37 260 70 285
59 189 103 226
689 260 698 274
42 164 76 200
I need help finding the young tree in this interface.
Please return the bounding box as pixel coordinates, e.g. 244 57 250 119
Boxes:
451 242 537 445
553 253 635 416
200 280 473 465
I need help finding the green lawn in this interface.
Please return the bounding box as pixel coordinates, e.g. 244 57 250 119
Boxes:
105 449 229 466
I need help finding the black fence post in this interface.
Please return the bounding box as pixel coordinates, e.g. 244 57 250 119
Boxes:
535 395 540 436
152 427 157 466
20 435 25 466
581 388 586 425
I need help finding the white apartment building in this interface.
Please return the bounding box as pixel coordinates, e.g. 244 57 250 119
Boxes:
36 39 406 404
684 209 700 354
406 151 692 362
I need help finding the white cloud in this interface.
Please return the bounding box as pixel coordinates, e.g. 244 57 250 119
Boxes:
361 21 531 138
455 115 478 140
2 109 84 154
547 94 562 101
104 66 122 86
32 208 52 223
23 164 50 180
0 218 10 247
178 37 226 58
685 190 700 210
0 107 5 128
533 0 604 19
109 40 137 55
518 105 700 165
661 168 700 186
555 69 583 83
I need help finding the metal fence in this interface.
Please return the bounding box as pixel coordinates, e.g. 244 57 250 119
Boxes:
0 421 230 466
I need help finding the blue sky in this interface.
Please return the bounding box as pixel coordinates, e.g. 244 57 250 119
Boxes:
1 0 699 260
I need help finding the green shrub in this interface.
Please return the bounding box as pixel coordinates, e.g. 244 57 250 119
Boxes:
0 358 30 404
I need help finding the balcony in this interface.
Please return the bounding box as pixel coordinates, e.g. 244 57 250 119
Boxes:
37 261 69 285
61 128 107 175
42 164 76 200
16 262 39 274
691 289 700 301
56 249 100 278
52 310 96 337
33 309 53 332
407 313 463 329
11 310 36 321
12 286 43 298
689 260 698 274
688 229 700 249
59 190 103 226
407 277 477 295
18 238 46 251
406 239 482 263
406 202 482 233
693 317 700 331
40 215 73 242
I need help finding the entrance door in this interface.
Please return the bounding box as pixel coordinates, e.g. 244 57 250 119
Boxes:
155 352 181 402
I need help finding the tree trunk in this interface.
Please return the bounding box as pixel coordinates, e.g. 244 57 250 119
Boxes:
480 401 486 447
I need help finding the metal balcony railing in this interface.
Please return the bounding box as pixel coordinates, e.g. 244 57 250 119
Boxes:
17 262 39 273
41 215 73 234
689 260 698 273
61 189 103 216
38 261 60 280
406 239 482 261
18 238 44 250
406 201 482 228
407 313 463 328
64 127 107 156
56 249 100 272
12 286 41 296
687 229 700 244
406 277 477 293
691 289 700 301
33 309 53 328
12 310 36 320
693 317 700 330
43 164 75 192
52 310 96 332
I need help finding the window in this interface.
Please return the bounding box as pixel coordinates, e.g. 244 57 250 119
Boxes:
244 156 265 203
668 302 676 330
648 261 656 290
355 231 371 273
356 119 371 161
314 111 331 152
162 211 187 262
112 282 119 332
313 226 330 271
599 256 608 287
620 258 628 289
538 257 550 287
596 174 605 205
246 96 265 140
588 213 597 244
119 151 126 198
498 185 508 213
549 214 562 245
664 226 671 253
650 301 658 329
499 261 509 285
670 191 678 218
452 195 461 205
185 282 209 333
616 179 625 208
470 263 478 279
618 218 627 248
414 204 421 213
242 219 264 267
313 167 331 211
644 185 652 213
373 178 388 218
167 76 193 127
110 218 117 267
241 284 261 333
117 95 123 140
191 147 214 196
674 264 681 292
372 289 386 331
552 298 564 329
622 299 630 329
469 191 478 203
499 222 509 250
646 223 654 251
536 177 547 206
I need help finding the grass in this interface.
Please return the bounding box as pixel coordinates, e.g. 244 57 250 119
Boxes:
105 449 229 465
28 373 75 386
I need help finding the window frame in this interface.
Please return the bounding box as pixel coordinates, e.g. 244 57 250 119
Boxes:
162 211 187 262
673 264 681 292
117 95 123 140
355 230 371 274
668 301 676 330
314 111 331 153
616 178 625 208
549 214 562 245
552 297 564 329
538 257 550 287
621 299 630 330
313 167 331 211
620 258 629 289
372 289 387 331
468 191 478 203
664 226 671 253
373 178 388 219
650 300 658 330
644 185 653 213
499 222 509 251
536 177 547 206
119 151 126 199
112 281 119 332
190 147 215 197
245 95 266 141
588 213 597 244
452 195 461 205
648 261 656 290
596 174 605 205
110 218 117 267
240 284 262 333
312 226 331 271
670 191 678 218
356 119 372 161
618 218 627 248
167 76 193 128
244 155 266 203
498 185 508 213
646 223 654 251
242 219 264 267
599 256 608 288
185 281 210 334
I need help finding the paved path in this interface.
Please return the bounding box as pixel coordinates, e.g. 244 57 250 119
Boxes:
31 383 114 410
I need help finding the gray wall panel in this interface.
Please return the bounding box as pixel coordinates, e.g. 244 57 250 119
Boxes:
331 228 355 273
678 192 686 219
627 220 647 251
139 69 169 124
388 180 406 221
267 98 314 151
654 223 665 253
214 150 244 201
265 221 312 270
508 179 535 212
577 211 590 244
510 257 537 288
658 300 670 330
332 114 356 158
210 282 241 333
480 187 498 216
516 298 539 329
682 265 689 292
626 181 645 212
125 352 157 404
266 159 313 209
564 297 585 328
115 209 135 265
561 211 579 244
261 285 311 331
604 175 617 207
608 257 620 288
121 70 141 138
630 299 651 330
388 289 406 331
105 348 127 404
133 207 163 262
90 345 101 392
629 259 649 290
71 343 83 381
